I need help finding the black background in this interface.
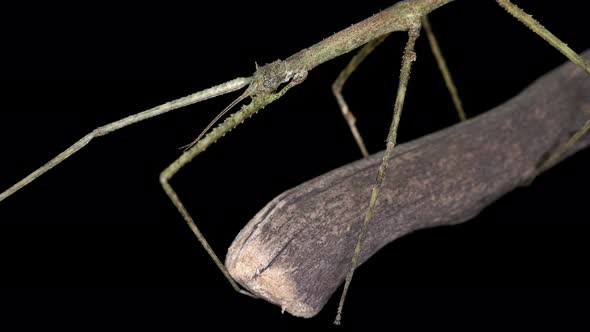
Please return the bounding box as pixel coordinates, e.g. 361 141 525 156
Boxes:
1 0 589 330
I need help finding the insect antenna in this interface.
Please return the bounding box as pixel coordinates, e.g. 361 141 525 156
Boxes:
180 90 250 151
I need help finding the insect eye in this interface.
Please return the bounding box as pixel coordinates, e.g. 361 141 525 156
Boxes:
263 79 274 89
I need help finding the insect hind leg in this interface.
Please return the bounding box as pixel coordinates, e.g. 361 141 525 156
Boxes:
495 0 590 181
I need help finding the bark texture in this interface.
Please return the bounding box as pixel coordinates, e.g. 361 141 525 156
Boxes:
225 50 590 318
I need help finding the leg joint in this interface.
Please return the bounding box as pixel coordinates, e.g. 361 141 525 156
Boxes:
331 81 343 94
159 170 170 185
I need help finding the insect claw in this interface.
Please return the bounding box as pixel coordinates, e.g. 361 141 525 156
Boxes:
239 289 259 299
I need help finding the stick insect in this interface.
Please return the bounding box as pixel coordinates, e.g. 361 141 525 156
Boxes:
1 0 590 326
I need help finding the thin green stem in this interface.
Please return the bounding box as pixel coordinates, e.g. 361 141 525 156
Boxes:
160 79 302 294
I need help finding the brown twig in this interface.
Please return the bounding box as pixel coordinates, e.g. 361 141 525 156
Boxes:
226 50 590 318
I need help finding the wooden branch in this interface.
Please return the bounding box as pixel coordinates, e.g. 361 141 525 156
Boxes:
226 50 590 318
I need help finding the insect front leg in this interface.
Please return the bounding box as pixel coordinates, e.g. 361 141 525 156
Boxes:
0 78 251 204
159 75 303 297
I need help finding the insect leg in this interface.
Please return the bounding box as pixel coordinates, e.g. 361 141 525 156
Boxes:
159 79 301 296
496 0 590 76
0 77 251 204
422 15 467 121
332 34 389 158
495 0 590 179
335 23 422 325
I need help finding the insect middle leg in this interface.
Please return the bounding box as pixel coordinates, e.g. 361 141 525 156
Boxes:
335 23 422 325
333 15 465 160
332 34 389 158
